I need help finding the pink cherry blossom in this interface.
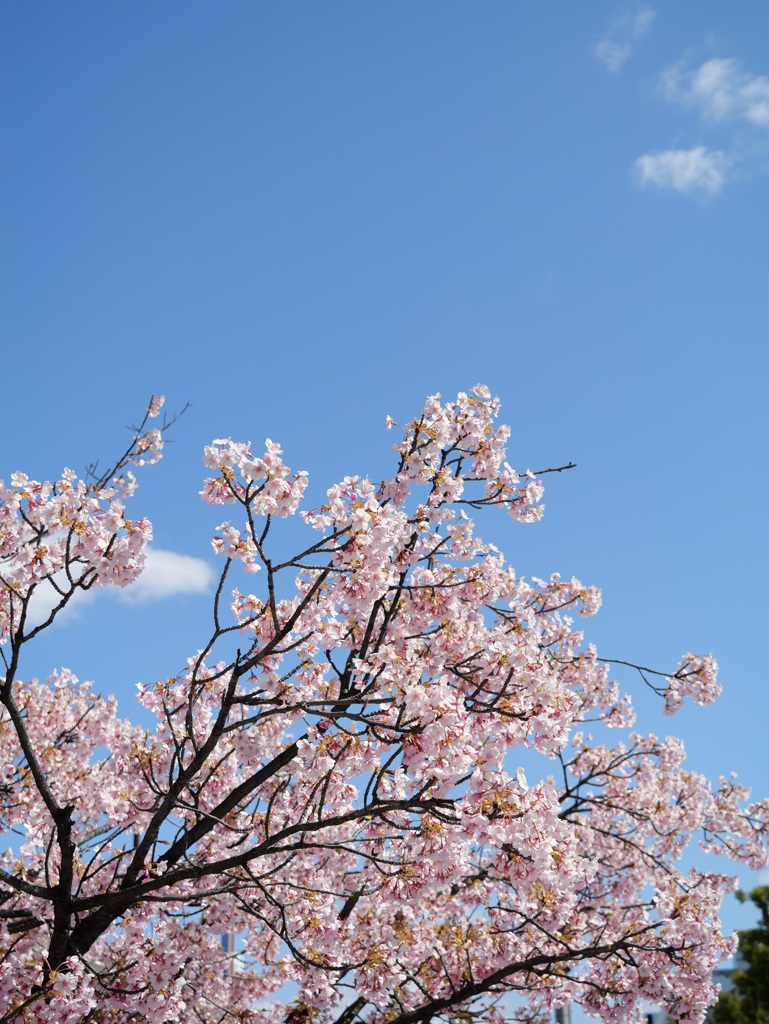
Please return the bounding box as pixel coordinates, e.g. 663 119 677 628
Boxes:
0 388 765 1024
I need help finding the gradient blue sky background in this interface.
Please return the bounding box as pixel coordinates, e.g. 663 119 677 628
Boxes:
1 2 768 944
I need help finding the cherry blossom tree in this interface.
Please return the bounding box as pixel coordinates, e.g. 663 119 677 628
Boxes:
0 387 766 1024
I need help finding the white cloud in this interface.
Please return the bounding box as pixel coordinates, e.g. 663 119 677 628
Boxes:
26 572 97 627
25 548 215 628
594 6 655 73
661 57 769 128
123 548 215 603
633 146 730 199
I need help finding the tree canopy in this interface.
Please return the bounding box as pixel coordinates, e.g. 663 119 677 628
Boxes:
0 388 767 1023
713 887 769 1024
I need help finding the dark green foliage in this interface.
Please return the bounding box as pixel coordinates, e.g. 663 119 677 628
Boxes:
713 887 769 1024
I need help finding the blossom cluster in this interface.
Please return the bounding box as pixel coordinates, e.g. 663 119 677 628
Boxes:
0 401 165 646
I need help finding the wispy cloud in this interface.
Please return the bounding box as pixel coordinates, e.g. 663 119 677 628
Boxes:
124 548 215 603
26 548 215 626
661 57 769 128
633 147 730 199
26 572 98 627
594 6 655 73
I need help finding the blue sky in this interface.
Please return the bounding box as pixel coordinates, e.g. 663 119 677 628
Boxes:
1 2 768 939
